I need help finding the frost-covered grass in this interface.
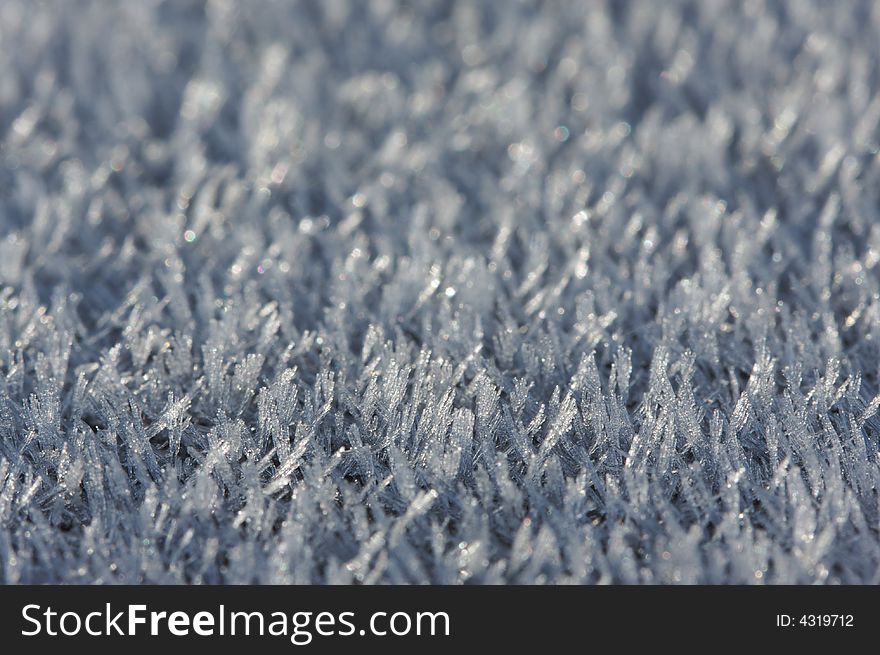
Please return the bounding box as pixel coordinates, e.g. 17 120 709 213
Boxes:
1 0 880 584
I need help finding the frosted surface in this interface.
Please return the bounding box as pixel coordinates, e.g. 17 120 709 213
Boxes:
1 0 879 583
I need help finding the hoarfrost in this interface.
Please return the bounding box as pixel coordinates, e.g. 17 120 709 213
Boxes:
0 0 879 584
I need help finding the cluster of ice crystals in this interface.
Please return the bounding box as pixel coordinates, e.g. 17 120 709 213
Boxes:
1 0 880 583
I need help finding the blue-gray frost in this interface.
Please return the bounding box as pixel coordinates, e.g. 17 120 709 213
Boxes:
1 0 880 584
